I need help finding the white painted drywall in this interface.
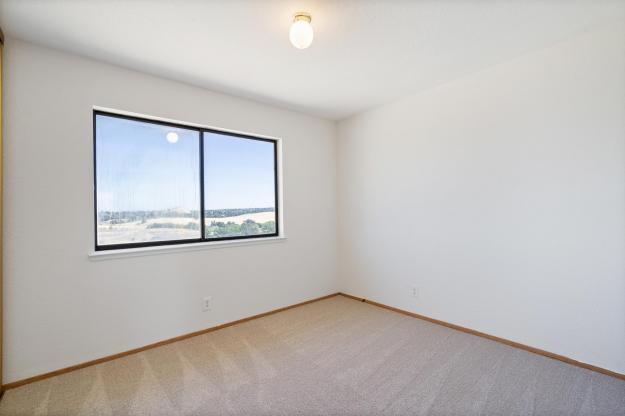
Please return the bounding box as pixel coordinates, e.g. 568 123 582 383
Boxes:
337 22 625 374
5 18 625 384
3 2 625 119
3 38 338 383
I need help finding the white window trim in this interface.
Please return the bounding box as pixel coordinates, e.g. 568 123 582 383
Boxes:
91 106 286 258
89 235 287 260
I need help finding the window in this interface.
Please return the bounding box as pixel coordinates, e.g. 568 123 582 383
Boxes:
94 111 279 250
203 132 277 238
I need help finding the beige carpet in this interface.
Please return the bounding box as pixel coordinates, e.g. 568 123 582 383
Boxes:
1 295 624 416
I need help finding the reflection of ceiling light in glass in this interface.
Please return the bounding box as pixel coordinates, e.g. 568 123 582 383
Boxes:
166 132 179 143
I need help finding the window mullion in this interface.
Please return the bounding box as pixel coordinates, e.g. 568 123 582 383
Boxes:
199 131 206 241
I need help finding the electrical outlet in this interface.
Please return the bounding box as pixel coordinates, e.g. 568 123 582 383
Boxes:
410 285 419 299
202 296 212 312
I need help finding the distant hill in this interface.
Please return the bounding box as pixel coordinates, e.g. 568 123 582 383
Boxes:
98 207 274 223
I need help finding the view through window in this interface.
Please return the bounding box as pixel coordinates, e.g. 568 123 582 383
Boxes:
94 112 278 250
203 132 277 238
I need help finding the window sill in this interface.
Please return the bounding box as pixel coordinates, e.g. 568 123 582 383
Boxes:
88 236 287 261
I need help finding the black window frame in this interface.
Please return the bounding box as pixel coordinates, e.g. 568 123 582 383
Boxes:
93 110 280 251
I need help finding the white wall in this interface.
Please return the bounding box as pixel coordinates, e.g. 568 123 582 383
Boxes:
3 39 338 383
5 19 625 384
337 22 625 374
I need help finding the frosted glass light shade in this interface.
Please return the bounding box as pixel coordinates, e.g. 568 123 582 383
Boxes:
290 14 313 49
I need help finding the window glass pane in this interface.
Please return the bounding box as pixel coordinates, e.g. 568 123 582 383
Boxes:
96 114 201 246
203 133 277 238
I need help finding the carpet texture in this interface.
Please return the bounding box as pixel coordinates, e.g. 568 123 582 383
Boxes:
1 295 624 415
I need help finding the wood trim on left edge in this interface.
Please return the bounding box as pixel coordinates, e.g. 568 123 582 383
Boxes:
2 293 340 391
0 25 5 397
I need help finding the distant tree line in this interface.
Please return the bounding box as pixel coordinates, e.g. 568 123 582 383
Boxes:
99 210 198 224
98 207 274 224
146 222 200 230
144 219 275 237
206 220 275 237
204 207 274 218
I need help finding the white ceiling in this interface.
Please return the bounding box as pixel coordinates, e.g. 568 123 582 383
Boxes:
1 1 624 120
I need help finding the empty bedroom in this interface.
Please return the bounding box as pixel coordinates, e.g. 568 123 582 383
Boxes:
0 0 623 415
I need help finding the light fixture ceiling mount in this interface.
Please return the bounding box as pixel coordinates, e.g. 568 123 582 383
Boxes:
289 12 314 50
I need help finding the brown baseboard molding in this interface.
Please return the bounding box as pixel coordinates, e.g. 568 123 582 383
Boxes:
339 292 625 381
2 293 340 391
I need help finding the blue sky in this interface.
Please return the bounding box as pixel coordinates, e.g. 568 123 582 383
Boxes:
96 114 275 212
204 132 275 210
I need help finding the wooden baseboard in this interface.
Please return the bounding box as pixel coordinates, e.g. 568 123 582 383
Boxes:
4 291 622 391
2 293 340 391
338 292 625 381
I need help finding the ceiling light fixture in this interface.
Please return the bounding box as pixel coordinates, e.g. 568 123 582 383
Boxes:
289 12 313 49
